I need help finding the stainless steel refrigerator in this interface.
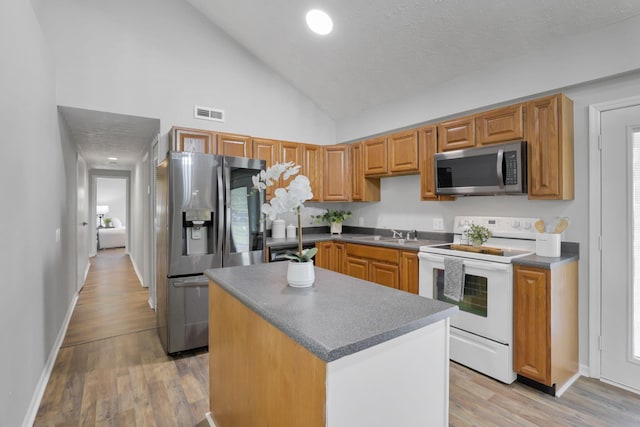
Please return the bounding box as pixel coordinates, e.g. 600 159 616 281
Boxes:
156 151 265 354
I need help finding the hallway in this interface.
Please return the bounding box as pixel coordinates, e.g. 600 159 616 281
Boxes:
34 249 209 426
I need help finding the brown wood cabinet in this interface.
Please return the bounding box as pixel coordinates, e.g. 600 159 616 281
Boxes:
303 144 323 202
316 241 346 274
513 261 578 394
388 130 419 174
252 138 279 199
476 104 524 145
345 243 400 289
323 145 350 201
527 94 574 200
217 132 252 157
350 142 381 202
279 141 303 188
363 131 419 177
363 137 388 176
437 116 475 151
400 251 419 295
170 126 216 154
419 125 454 201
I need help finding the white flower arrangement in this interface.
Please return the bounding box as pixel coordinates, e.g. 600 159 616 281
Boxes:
252 162 317 262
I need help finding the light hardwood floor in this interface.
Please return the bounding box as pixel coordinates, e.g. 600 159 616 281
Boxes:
35 248 640 426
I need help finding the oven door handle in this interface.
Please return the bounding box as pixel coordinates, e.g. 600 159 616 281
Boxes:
419 252 510 272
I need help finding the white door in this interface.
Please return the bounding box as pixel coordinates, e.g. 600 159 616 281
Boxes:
76 154 89 291
601 104 640 392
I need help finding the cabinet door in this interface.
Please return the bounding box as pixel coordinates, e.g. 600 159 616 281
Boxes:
303 144 323 202
334 243 345 274
345 257 368 281
527 94 574 200
419 126 439 200
171 127 216 154
388 130 419 174
476 104 524 145
252 138 279 200
363 137 388 176
513 265 552 386
280 141 303 188
438 116 475 151
315 242 333 269
218 133 252 158
323 145 350 201
369 261 400 289
350 143 380 202
400 251 419 294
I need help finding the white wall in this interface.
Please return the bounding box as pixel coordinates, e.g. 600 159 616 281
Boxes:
0 1 78 425
129 152 152 288
337 36 640 370
34 0 336 146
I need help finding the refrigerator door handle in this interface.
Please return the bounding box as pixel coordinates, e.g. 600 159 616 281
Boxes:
171 276 210 287
216 164 224 257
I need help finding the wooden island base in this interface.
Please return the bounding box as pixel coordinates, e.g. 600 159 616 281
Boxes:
208 278 451 427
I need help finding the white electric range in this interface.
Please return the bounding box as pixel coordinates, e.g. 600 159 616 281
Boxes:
418 216 538 383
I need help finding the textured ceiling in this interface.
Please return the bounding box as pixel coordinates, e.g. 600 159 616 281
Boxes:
185 0 640 119
58 107 160 170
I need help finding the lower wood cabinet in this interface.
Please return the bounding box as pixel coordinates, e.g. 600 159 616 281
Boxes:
513 261 578 394
315 241 418 293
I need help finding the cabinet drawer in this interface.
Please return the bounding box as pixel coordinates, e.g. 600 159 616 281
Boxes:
345 243 399 264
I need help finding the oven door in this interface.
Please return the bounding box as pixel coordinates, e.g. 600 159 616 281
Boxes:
418 252 513 345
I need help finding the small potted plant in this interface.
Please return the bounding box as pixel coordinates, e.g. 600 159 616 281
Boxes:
103 217 113 228
312 209 352 235
466 224 492 248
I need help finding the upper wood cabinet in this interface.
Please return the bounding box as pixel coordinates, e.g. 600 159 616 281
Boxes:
218 133 252 158
527 94 574 200
323 145 350 201
363 137 388 176
388 130 419 173
170 126 216 154
476 104 524 145
513 261 578 394
350 142 381 202
303 144 323 202
438 116 475 151
363 131 420 176
279 141 303 188
251 138 279 199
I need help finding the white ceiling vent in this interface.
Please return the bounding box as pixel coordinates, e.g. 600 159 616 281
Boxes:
194 105 225 122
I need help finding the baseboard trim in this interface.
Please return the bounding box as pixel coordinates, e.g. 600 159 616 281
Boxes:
205 411 216 426
601 377 640 396
148 297 154 310
579 363 590 377
83 260 91 282
129 255 147 288
21 292 79 427
556 372 581 397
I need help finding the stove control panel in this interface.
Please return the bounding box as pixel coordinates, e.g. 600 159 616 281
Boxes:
454 216 539 239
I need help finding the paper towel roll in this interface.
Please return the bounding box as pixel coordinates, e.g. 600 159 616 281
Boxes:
272 219 285 239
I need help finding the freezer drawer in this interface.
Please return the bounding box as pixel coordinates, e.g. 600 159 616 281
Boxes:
158 275 209 354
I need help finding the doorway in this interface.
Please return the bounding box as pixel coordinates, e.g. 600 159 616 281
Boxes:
593 100 640 393
96 176 128 252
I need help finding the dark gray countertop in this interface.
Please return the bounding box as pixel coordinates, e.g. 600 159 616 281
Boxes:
205 262 457 363
512 241 580 268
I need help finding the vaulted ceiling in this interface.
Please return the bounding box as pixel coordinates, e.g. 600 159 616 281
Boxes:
186 0 640 119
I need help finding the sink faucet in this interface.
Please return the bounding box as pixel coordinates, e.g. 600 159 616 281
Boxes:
407 229 418 240
391 229 403 239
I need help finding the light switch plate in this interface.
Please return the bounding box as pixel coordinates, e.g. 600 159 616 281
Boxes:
432 218 444 231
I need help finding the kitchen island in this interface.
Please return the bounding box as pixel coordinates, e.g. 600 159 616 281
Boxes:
205 262 457 427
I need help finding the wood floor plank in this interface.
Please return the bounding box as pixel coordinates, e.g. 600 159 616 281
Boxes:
35 248 640 426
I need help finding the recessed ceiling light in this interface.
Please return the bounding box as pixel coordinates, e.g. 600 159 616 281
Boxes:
306 9 333 35
108 157 118 161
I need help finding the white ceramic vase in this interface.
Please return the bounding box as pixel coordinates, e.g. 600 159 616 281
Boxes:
330 221 343 235
287 261 315 288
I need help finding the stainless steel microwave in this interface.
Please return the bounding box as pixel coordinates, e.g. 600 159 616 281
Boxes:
435 140 527 196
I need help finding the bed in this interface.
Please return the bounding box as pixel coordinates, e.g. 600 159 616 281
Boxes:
98 218 126 249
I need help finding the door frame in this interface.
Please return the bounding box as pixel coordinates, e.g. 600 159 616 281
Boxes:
89 170 131 256
588 95 640 379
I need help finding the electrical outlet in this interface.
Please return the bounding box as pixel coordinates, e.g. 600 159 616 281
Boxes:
358 217 364 226
432 218 444 231
55 228 61 243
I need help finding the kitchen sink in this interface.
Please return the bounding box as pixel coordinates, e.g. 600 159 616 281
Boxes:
347 235 436 246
